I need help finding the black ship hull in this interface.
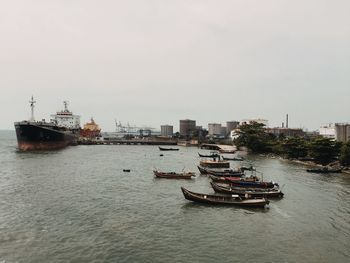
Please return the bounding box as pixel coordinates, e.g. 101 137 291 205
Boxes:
14 121 78 151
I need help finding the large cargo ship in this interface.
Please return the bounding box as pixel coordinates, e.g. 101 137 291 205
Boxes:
14 97 81 151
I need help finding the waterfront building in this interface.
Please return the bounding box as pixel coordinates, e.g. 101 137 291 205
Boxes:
335 123 350 142
267 127 305 137
221 127 227 136
319 123 335 139
226 121 239 133
160 125 173 137
208 123 222 136
179 119 196 137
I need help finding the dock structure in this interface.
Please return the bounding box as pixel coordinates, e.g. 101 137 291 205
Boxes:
78 139 177 146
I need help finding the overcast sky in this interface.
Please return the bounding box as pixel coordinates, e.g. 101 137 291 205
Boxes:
1 0 349 131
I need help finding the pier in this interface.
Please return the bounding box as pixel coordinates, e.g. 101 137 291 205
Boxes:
77 139 178 146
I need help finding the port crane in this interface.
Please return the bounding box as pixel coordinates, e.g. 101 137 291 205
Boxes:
115 120 156 137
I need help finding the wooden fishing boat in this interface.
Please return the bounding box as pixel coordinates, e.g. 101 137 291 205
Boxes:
197 166 242 176
199 160 230 168
153 170 195 179
198 152 219 158
181 187 269 208
209 175 243 182
228 179 277 189
206 169 244 177
209 174 259 183
222 156 244 161
306 167 342 173
209 175 277 189
210 182 284 198
159 147 179 151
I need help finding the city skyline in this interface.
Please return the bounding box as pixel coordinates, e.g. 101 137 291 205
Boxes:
1 1 349 131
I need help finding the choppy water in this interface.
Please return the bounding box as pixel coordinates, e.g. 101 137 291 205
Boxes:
0 130 349 263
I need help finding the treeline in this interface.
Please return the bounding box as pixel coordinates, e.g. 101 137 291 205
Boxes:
233 123 350 166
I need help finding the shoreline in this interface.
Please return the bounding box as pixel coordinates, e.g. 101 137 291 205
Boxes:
256 152 350 174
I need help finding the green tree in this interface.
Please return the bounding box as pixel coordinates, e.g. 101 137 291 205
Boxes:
308 137 341 165
280 137 308 159
234 122 271 153
340 141 350 166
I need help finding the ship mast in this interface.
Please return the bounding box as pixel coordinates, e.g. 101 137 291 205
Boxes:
29 96 36 121
63 101 69 112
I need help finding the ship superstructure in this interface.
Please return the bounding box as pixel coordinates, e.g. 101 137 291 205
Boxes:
51 101 80 131
14 97 80 151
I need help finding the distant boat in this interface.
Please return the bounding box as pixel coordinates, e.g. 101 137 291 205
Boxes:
181 187 269 208
159 147 179 151
153 170 195 179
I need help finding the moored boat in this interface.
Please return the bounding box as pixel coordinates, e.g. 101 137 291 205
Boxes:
198 152 220 158
199 160 230 168
222 156 244 161
209 175 277 189
14 98 80 151
181 187 269 208
159 147 179 151
210 182 284 198
197 166 245 176
153 170 195 179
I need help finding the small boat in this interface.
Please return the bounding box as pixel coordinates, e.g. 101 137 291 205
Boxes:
159 147 179 151
206 169 244 177
123 169 131 172
198 152 219 158
153 170 195 179
210 182 284 198
181 187 269 208
199 160 230 168
209 175 243 182
222 156 244 161
209 175 277 189
209 174 260 183
197 166 243 176
306 167 342 173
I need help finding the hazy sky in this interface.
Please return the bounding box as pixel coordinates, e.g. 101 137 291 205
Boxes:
1 0 349 131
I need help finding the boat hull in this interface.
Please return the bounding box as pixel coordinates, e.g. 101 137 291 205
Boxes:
14 122 77 151
211 182 284 198
181 187 269 208
153 171 194 179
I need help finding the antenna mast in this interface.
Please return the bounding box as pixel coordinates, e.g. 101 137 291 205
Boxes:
63 101 69 112
29 96 36 121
